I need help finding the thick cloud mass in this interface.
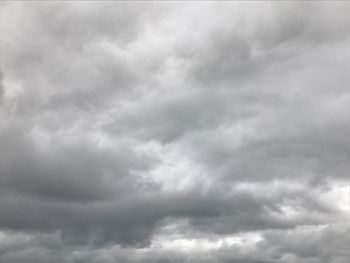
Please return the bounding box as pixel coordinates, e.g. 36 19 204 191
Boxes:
0 1 349 263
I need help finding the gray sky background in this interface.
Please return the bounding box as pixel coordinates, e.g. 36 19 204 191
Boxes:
0 1 349 263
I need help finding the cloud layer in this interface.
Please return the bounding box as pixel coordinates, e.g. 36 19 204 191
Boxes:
0 1 349 263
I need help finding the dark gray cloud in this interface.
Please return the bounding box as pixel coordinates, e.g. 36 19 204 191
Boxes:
0 1 348 263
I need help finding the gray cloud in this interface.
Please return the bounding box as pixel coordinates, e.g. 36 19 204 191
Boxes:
0 69 3 103
0 224 348 263
0 1 348 263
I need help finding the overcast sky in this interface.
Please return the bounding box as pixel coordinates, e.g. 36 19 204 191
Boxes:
0 1 349 263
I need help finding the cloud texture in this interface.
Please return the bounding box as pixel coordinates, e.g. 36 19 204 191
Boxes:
0 1 349 262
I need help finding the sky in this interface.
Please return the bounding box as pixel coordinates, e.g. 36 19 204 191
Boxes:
0 1 349 263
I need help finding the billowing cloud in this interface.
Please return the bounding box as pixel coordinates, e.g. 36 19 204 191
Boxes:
0 1 349 262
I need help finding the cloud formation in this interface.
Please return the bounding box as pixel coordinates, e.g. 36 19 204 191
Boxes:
0 1 349 262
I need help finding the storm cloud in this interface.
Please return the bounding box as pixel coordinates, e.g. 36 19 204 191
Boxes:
0 1 349 263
